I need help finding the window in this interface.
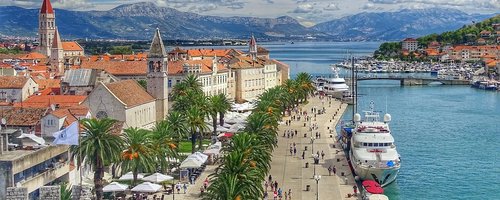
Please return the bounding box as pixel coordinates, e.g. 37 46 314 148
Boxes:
168 80 172 88
368 143 373 147
374 143 379 147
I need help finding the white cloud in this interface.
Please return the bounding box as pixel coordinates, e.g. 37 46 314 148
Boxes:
324 3 340 11
291 3 314 13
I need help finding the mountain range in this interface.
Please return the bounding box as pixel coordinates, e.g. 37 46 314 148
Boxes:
0 3 494 41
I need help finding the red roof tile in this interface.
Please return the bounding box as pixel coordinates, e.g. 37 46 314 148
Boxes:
40 0 54 14
0 76 30 89
103 80 154 108
15 95 86 108
62 42 83 51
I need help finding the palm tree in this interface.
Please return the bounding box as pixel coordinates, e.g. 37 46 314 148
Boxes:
151 120 178 173
121 128 156 186
60 182 71 200
182 74 203 93
216 94 232 126
165 111 188 144
186 106 208 153
71 118 123 200
208 94 232 136
296 72 314 102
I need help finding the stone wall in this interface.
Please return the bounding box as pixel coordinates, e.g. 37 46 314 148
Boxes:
71 185 92 200
6 187 28 200
39 186 60 200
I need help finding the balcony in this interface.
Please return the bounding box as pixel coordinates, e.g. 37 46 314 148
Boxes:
19 162 70 194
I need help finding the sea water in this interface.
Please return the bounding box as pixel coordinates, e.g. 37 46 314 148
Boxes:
262 42 500 200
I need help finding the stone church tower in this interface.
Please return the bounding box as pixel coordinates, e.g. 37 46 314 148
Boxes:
50 28 64 74
249 34 258 60
147 28 169 121
39 0 56 57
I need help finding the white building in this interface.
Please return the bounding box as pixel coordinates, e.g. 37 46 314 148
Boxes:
168 58 229 97
402 38 418 52
83 29 169 129
0 76 39 103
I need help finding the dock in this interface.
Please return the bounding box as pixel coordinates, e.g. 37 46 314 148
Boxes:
268 95 360 200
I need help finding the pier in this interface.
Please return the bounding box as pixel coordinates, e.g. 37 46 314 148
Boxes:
347 76 471 86
268 96 358 200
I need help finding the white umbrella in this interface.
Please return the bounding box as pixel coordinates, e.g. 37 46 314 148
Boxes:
131 182 162 193
119 171 144 181
103 182 128 192
216 126 229 132
203 148 220 155
179 158 203 168
192 152 208 162
142 173 174 183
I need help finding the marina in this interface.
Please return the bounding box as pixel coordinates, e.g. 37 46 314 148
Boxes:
262 41 499 200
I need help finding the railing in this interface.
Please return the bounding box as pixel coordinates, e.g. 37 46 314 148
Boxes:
20 162 70 193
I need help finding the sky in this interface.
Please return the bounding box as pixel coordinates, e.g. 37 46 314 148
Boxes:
2 0 499 25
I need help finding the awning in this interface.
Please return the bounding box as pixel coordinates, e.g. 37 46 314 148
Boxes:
142 173 174 183
131 182 162 193
103 182 128 192
119 171 144 181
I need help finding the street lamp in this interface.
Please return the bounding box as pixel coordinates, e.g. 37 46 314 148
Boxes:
314 175 321 200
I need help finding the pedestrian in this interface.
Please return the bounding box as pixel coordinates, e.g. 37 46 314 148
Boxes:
274 181 278 190
333 165 337 175
293 147 297 156
288 189 292 199
328 165 332 176
353 185 358 196
269 175 273 183
321 150 325 160
301 151 305 159
183 183 187 194
264 191 269 200
265 181 269 191
295 130 298 136
176 183 181 194
290 147 293 155
203 178 209 189
273 190 278 200
278 188 282 199
284 191 288 200
190 176 194 184
200 186 205 196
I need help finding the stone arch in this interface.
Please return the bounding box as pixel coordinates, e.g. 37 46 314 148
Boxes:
157 61 162 72
148 61 154 72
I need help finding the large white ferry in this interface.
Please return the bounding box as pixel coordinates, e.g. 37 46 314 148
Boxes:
350 102 400 187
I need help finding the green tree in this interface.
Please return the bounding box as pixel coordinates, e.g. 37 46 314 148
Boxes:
60 182 71 200
71 118 124 200
151 120 178 173
109 46 133 55
121 127 156 186
137 80 147 89
186 106 208 153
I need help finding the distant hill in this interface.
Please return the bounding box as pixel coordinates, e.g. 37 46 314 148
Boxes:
0 3 316 40
312 8 494 41
0 4 495 41
417 14 500 46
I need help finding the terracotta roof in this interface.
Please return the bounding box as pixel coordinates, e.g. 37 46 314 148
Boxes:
480 30 491 34
187 49 233 57
40 0 54 14
50 105 89 126
103 80 154 108
167 59 227 75
29 64 49 72
81 60 147 76
169 47 187 54
38 87 60 95
62 42 83 51
34 78 60 90
403 38 417 42
0 76 30 89
3 107 48 126
257 46 269 54
14 95 86 108
18 52 46 60
229 55 269 69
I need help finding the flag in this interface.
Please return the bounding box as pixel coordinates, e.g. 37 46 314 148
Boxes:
53 121 79 145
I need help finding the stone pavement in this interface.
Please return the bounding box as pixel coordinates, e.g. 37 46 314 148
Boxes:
267 95 361 200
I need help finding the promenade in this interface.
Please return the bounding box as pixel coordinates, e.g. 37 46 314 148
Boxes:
267 95 359 200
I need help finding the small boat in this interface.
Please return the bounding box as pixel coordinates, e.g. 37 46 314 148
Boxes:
362 180 384 199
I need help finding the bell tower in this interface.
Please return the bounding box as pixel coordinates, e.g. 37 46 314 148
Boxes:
39 0 56 57
147 28 169 121
249 34 258 60
50 28 64 75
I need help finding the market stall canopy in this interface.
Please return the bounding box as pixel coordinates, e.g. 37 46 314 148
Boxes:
131 182 162 193
179 157 203 168
119 171 145 181
142 173 174 183
103 182 128 192
217 132 234 138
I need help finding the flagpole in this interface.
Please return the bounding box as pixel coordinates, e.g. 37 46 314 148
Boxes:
68 110 83 199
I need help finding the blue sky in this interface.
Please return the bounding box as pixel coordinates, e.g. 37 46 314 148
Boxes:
2 0 499 24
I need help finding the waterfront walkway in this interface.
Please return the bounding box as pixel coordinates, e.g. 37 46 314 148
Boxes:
267 95 359 200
